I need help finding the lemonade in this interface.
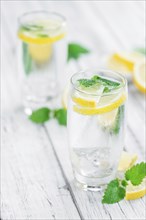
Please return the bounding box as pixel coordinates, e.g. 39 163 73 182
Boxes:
17 12 67 113
67 70 127 191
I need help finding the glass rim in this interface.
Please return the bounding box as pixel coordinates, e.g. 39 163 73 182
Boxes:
18 10 66 29
70 69 127 97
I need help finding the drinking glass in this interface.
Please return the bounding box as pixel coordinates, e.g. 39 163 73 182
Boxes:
17 11 67 114
67 69 127 191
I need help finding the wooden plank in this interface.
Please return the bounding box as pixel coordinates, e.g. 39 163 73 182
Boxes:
45 120 145 220
1 111 81 220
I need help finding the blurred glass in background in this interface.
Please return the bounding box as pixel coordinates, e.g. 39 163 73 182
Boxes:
17 11 67 114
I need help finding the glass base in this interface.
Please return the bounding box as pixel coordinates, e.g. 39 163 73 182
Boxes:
23 94 57 115
75 179 104 192
74 171 115 192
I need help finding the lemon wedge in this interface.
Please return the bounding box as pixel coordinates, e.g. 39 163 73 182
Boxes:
107 52 144 74
73 92 126 115
118 151 138 172
29 44 52 63
133 60 146 93
98 108 118 127
125 178 146 200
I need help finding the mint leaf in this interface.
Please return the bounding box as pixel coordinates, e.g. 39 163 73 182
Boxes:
78 79 97 87
20 24 44 32
125 162 146 185
29 107 51 124
112 105 125 135
23 42 32 75
121 180 128 187
68 43 90 61
134 48 146 55
102 179 126 204
92 75 120 93
54 108 67 126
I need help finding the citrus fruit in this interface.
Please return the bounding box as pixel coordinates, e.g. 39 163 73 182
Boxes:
73 91 126 115
18 31 65 45
118 151 138 171
107 52 144 74
29 43 52 63
125 178 146 200
98 108 118 127
133 59 146 93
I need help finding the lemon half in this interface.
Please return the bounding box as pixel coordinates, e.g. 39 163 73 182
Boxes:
107 52 144 74
133 59 146 93
126 178 146 200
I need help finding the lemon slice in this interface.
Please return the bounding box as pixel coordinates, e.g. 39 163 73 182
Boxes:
125 178 146 200
73 92 126 115
18 32 65 44
72 96 97 107
133 60 146 93
118 151 138 172
107 52 144 74
98 108 118 127
29 44 52 63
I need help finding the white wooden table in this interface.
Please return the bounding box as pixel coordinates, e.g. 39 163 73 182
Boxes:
1 1 145 219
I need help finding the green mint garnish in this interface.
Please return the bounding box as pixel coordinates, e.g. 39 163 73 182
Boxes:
29 107 67 126
22 42 32 75
112 105 125 135
125 162 146 185
77 75 121 93
134 48 146 55
121 180 128 187
102 179 126 204
92 75 121 93
68 43 90 61
29 107 51 124
20 25 44 33
20 26 31 32
54 108 67 126
102 162 146 204
78 79 97 87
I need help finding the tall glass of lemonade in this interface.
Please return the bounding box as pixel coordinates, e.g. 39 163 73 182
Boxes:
17 11 67 113
68 69 127 191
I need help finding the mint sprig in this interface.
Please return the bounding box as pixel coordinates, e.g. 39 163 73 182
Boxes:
78 79 97 87
102 162 146 204
102 179 126 204
68 43 90 61
78 75 121 93
92 75 120 93
23 42 32 75
29 107 51 124
112 105 125 135
29 107 67 126
125 162 146 185
54 108 67 125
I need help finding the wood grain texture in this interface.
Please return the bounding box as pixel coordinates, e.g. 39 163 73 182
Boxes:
1 111 80 220
1 0 145 219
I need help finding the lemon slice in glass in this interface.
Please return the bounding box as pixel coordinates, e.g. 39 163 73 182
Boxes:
125 178 146 200
73 91 126 115
29 44 52 63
